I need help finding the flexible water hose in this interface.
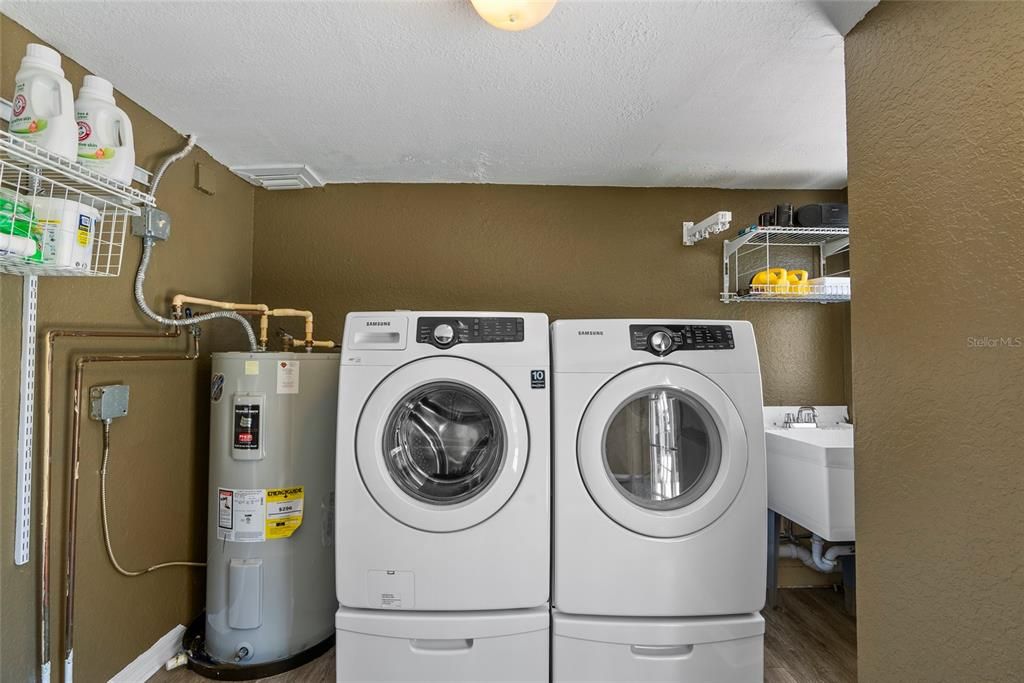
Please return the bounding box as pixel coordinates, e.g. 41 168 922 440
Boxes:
100 422 205 576
135 237 258 350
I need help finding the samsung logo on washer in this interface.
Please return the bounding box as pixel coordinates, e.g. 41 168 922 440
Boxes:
365 321 392 327
577 330 604 336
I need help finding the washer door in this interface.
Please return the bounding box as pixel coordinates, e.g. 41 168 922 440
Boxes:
357 357 529 532
578 364 748 538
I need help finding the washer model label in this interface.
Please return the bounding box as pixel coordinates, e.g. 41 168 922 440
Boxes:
217 488 266 542
266 486 304 539
233 404 261 449
380 593 402 609
531 369 546 389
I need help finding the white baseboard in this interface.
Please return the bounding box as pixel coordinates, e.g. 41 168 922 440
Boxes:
108 624 186 683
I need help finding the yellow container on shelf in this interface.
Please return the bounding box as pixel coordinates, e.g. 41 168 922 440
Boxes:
750 267 788 295
787 269 810 296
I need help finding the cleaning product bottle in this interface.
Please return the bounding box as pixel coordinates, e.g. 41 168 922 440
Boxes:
0 188 41 261
9 44 77 159
787 269 810 296
751 267 788 294
75 75 135 185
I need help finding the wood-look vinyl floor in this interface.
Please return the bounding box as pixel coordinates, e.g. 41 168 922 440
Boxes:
763 588 858 683
152 588 856 682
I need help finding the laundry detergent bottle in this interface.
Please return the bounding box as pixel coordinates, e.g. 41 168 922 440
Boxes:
75 75 135 184
9 44 77 159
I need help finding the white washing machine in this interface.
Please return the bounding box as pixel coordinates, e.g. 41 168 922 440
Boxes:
552 319 766 617
336 312 550 611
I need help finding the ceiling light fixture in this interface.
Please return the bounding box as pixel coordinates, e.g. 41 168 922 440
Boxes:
470 0 557 32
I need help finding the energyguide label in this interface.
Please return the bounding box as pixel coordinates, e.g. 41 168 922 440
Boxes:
217 485 304 542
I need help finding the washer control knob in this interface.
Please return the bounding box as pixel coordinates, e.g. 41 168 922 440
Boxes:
433 323 455 345
649 330 673 353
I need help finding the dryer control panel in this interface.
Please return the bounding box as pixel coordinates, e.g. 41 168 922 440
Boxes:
630 324 735 356
417 316 525 348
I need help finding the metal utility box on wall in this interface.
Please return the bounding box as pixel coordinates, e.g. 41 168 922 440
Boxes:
204 352 339 668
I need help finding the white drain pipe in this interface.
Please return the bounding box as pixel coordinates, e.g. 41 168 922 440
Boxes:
779 534 854 573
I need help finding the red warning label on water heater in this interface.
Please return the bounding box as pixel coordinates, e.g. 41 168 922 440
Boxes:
233 404 261 450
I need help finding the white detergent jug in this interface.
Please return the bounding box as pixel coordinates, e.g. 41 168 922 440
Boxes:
9 44 77 159
75 75 135 185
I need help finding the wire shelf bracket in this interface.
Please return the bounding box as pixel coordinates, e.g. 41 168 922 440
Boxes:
682 211 732 246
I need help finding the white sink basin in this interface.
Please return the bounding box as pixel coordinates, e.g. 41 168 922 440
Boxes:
765 427 855 542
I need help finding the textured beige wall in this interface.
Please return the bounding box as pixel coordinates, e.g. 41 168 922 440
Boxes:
846 2 1024 681
253 184 850 408
0 18 255 682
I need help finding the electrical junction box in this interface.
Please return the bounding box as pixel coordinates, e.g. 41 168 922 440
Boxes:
131 207 171 241
90 384 130 421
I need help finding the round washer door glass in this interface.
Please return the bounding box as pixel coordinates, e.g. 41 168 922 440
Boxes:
604 389 721 511
356 356 529 533
383 382 506 505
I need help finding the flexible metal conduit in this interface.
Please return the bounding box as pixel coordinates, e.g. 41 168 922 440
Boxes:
134 135 259 351
99 420 205 576
62 329 201 682
38 326 182 683
135 237 258 351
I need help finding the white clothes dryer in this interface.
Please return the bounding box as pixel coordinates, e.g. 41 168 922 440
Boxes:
552 319 766 617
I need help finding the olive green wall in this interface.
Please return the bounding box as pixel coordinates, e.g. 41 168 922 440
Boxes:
846 2 1024 681
0 18 256 682
252 184 853 588
252 184 850 408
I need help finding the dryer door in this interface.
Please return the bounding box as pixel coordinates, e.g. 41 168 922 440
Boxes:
577 364 748 538
356 357 529 532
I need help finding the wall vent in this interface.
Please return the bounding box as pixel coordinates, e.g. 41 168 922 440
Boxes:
230 164 324 190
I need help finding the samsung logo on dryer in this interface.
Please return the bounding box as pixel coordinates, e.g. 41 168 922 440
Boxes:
577 330 604 336
365 321 392 327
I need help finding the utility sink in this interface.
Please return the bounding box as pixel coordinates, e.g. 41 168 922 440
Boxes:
765 425 855 542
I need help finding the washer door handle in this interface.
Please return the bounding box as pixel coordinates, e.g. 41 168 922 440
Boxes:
629 643 694 659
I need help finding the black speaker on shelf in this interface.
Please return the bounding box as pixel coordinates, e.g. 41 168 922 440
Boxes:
795 203 848 227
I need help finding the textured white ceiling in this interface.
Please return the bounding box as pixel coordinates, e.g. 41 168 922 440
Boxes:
3 1 876 189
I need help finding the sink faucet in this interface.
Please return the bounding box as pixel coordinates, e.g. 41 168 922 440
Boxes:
797 406 818 426
785 406 819 428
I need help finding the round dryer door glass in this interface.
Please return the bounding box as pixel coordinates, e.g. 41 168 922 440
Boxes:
383 382 506 505
603 389 722 510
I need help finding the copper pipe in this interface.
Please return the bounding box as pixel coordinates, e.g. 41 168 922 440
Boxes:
261 308 315 349
171 297 269 350
171 294 269 315
38 325 180 679
61 329 200 673
289 338 336 349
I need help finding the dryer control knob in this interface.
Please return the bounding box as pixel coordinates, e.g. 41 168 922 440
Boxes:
649 330 673 353
433 323 455 345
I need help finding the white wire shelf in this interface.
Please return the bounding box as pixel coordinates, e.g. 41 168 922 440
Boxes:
725 225 849 255
726 282 851 303
0 128 154 277
722 224 851 304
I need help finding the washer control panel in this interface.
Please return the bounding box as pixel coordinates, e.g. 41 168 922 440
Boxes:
417 316 525 348
630 324 735 356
